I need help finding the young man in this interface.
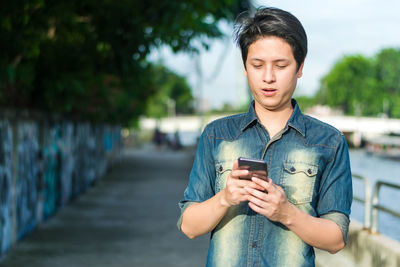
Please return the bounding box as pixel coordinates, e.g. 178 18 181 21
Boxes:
178 7 352 267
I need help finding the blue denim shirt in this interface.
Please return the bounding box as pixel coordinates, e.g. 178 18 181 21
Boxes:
178 100 352 267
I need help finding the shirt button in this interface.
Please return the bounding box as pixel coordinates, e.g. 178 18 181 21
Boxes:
290 167 296 172
219 165 223 172
252 242 257 248
307 169 312 174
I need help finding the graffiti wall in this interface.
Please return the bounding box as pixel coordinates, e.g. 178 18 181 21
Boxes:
0 115 121 255
0 120 12 254
59 122 74 207
16 121 40 240
41 122 62 220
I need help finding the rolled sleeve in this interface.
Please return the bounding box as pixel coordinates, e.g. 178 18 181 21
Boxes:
317 134 353 220
320 212 350 243
177 125 216 231
177 201 196 230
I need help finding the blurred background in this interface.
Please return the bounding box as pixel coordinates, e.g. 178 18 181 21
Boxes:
1 0 400 266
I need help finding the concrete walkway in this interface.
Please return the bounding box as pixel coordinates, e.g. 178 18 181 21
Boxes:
0 146 209 267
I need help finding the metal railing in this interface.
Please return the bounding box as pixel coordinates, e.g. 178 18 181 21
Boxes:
352 174 372 229
371 181 400 233
353 174 400 234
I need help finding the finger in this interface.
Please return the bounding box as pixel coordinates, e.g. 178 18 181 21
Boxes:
232 159 239 170
234 188 257 202
230 169 250 179
234 179 258 188
248 200 266 215
227 178 255 191
244 186 268 200
246 182 265 191
247 194 267 208
252 177 276 192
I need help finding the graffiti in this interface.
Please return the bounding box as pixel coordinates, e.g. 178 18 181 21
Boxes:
0 120 12 254
72 123 91 197
0 117 121 255
16 121 40 240
42 123 62 220
59 122 74 206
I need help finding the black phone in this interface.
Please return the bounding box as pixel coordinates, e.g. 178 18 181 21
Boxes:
238 157 268 181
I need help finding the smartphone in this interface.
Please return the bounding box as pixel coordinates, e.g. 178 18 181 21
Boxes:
238 157 268 181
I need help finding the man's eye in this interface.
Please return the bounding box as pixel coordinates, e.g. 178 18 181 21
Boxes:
276 65 287 69
253 65 262 69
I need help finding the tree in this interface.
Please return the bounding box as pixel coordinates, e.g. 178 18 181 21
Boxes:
295 95 317 113
315 48 400 118
316 55 380 116
375 48 400 117
145 65 194 118
0 0 250 125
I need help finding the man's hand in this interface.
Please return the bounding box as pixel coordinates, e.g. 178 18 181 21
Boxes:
181 160 264 239
244 177 346 253
221 160 264 207
245 177 293 224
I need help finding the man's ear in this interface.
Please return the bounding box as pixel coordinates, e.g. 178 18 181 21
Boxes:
297 62 304 78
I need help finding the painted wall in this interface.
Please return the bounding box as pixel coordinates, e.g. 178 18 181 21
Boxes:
0 121 12 254
0 116 121 255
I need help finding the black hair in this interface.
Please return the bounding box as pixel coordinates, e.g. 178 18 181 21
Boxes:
234 7 307 70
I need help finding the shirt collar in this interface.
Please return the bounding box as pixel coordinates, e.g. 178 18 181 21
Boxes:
287 99 306 137
240 99 306 137
240 101 258 132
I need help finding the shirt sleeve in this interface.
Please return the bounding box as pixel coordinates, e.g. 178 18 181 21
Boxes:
316 134 353 240
320 212 350 244
177 125 216 230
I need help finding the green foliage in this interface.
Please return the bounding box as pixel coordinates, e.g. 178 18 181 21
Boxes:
145 65 194 118
316 48 400 118
376 48 400 95
207 102 248 115
295 95 317 112
0 0 248 125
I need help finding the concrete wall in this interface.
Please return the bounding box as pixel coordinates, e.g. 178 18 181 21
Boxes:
316 220 400 267
0 114 121 255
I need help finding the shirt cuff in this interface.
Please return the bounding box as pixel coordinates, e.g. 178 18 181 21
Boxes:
320 212 350 244
177 201 197 231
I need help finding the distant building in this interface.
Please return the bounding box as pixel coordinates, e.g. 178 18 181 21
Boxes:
306 105 343 117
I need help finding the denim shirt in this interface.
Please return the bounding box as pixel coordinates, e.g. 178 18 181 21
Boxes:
178 100 352 267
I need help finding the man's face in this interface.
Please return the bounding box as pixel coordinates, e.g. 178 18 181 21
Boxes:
244 36 303 113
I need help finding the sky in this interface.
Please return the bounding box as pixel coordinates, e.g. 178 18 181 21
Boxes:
148 0 400 110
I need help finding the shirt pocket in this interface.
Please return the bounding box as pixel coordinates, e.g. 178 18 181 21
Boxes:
280 162 318 205
215 162 233 193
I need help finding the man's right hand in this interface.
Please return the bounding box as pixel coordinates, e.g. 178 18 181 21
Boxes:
221 160 264 207
181 160 263 239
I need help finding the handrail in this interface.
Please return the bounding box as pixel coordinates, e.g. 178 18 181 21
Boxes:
352 174 372 229
371 181 400 234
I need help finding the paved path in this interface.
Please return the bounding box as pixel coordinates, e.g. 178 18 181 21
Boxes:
0 146 209 267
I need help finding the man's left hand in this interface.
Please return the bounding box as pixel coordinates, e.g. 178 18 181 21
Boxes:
244 177 293 224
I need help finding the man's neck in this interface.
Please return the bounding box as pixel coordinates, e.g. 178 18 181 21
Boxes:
254 103 294 138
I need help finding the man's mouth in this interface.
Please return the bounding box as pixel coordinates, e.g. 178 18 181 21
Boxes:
262 88 276 91
261 88 277 96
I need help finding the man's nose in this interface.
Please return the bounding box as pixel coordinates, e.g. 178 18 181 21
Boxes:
263 66 276 83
